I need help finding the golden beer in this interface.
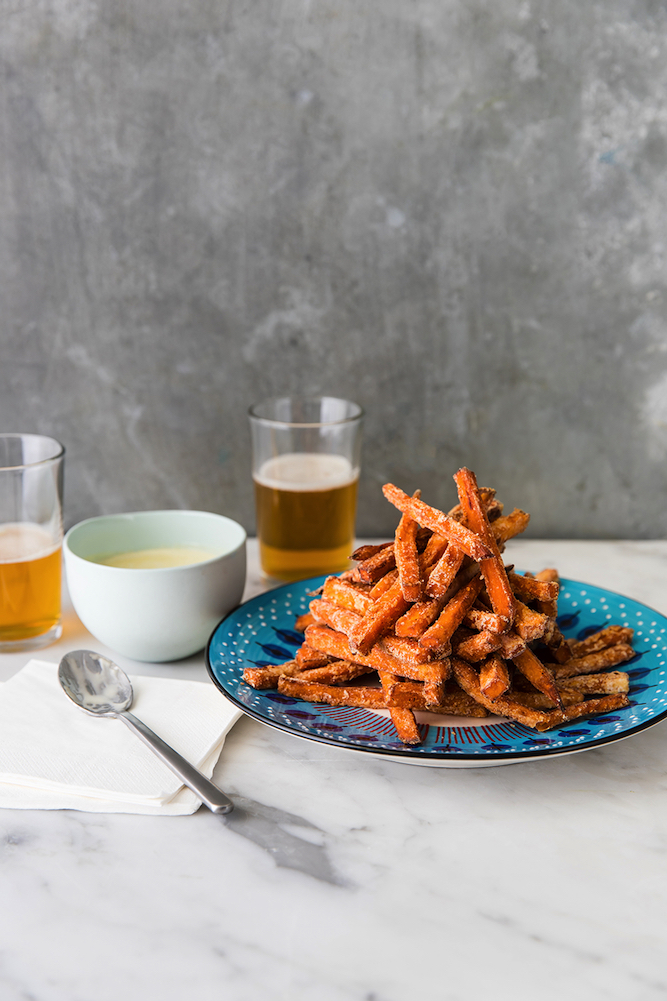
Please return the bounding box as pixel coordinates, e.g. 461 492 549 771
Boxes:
254 453 358 580
0 524 62 642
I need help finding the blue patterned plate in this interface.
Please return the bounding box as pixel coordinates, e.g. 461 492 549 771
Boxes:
205 576 667 767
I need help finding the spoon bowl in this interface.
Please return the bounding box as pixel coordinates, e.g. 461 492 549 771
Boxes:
58 650 234 814
59 650 133 715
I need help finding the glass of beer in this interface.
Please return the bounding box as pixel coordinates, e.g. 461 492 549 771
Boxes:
0 434 65 651
249 397 363 581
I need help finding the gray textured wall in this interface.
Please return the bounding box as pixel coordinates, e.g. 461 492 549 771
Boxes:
1 0 667 538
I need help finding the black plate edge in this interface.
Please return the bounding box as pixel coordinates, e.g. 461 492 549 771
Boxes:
204 575 667 763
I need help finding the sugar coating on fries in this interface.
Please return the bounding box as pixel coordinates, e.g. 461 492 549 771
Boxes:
242 468 635 745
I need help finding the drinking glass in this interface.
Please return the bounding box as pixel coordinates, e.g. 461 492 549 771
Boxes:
0 434 65 650
249 397 363 581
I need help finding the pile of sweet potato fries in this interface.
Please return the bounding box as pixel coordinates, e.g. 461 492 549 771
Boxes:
243 468 634 744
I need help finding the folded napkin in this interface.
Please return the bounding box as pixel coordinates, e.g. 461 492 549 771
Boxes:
0 660 241 815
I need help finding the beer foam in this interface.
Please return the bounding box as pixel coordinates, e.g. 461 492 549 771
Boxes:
0 523 59 563
254 453 358 492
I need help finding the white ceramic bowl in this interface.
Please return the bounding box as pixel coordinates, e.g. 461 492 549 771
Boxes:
64 510 246 662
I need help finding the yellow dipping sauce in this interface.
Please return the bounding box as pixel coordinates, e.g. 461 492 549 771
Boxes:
94 546 216 569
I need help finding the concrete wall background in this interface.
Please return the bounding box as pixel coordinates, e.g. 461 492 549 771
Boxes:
1 0 667 538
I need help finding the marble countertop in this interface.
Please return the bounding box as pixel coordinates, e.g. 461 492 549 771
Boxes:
2 539 667 1001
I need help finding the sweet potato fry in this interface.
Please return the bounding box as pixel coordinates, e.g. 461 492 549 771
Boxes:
513 600 549 642
538 598 559 618
551 643 635 678
304 660 373 685
304 624 437 683
454 628 502 663
349 579 410 654
277 675 418 743
370 569 399 599
278 676 386 708
295 646 332 669
263 475 635 740
448 488 499 522
452 657 550 729
295 612 316 632
496 630 526 659
541 620 571 663
491 508 530 546
388 683 488 717
419 575 483 653
278 675 488 724
507 571 559 602
420 532 450 568
395 554 479 642
512 647 562 708
382 483 492 562
351 542 392 561
557 671 630 696
423 659 451 707
425 544 465 599
380 634 434 665
464 605 509 634
322 576 373 615
352 546 397 583
484 499 504 522
389 708 421 744
351 529 432 583
534 567 559 583
510 691 581 709
243 660 306 689
513 672 630 708
453 467 515 629
566 625 634 659
309 598 361 637
535 694 630 731
479 654 510 701
378 668 400 703
395 493 423 602
394 594 447 638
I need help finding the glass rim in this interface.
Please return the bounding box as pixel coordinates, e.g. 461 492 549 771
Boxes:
248 396 364 429
0 433 65 472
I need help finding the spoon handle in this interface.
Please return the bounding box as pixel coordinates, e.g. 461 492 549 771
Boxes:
116 710 234 814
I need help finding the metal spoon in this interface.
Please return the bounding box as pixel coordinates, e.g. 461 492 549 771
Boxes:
58 649 233 814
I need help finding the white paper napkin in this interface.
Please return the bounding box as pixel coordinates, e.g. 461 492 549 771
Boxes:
0 660 242 815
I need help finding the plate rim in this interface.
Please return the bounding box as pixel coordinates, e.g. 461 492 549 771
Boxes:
205 575 667 763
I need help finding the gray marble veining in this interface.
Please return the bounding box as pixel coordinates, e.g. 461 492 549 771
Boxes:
1 540 667 999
